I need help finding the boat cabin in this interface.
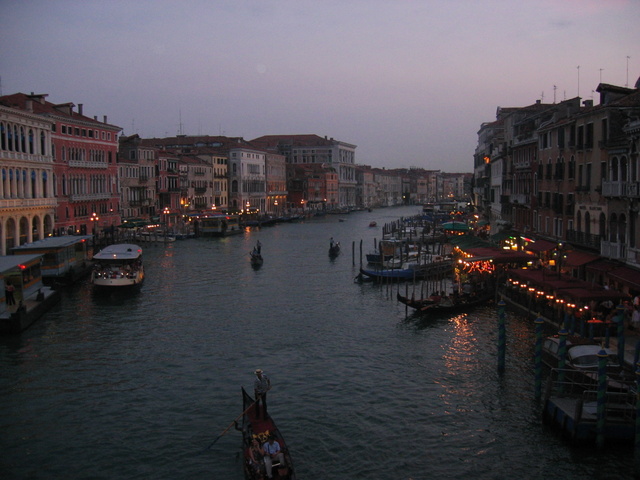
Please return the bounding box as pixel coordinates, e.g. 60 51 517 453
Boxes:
10 235 94 285
197 214 243 236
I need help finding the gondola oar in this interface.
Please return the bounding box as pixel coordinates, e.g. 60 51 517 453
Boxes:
204 400 257 451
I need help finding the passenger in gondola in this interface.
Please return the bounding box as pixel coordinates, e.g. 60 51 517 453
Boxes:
440 294 453 307
428 291 441 304
248 438 265 479
262 434 285 479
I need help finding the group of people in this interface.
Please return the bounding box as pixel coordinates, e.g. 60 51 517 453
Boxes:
249 368 286 479
248 432 286 479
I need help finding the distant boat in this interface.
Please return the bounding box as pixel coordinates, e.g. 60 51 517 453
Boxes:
249 251 263 268
329 242 341 257
369 221 377 227
90 244 144 288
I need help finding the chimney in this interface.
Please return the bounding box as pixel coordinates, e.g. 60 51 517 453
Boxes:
78 104 83 115
26 99 33 112
103 115 108 124
582 99 593 107
94 116 98 121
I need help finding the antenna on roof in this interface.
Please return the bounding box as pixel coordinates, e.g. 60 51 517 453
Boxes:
599 68 604 84
540 91 544 102
178 109 184 136
626 56 631 87
553 85 557 104
576 65 580 99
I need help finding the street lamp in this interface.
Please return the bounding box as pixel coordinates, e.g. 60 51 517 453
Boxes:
163 207 170 227
90 212 99 235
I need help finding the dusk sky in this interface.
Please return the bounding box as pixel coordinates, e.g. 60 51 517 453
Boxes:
1 0 638 172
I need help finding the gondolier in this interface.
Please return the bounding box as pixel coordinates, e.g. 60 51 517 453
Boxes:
254 369 271 419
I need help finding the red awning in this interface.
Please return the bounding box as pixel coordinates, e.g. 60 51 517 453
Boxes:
585 259 618 274
564 250 600 267
607 265 640 291
524 238 557 253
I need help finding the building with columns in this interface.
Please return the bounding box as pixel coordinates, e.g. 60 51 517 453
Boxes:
0 102 56 255
1 93 122 237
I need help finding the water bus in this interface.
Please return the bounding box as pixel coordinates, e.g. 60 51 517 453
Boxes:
198 214 243 236
90 244 144 288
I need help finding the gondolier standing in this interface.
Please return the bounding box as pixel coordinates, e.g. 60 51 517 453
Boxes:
254 368 271 419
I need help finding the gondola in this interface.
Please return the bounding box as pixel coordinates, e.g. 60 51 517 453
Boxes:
240 387 295 480
329 242 340 257
250 251 264 268
396 292 436 309
416 291 494 315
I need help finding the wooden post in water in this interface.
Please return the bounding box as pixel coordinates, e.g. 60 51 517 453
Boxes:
557 328 568 390
616 304 626 368
352 240 355 266
635 365 640 474
497 300 506 373
596 349 608 448
534 316 545 400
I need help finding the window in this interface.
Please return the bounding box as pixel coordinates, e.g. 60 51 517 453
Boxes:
585 123 593 149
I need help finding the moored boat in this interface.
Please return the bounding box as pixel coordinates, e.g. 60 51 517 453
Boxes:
359 258 452 282
329 241 340 257
90 244 144 288
240 387 295 480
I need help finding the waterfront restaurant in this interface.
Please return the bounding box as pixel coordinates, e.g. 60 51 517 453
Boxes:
504 268 628 331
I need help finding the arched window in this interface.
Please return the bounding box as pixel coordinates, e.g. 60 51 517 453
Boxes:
611 157 619 181
621 156 628 182
40 131 46 155
576 210 582 233
609 213 618 242
28 129 34 154
585 211 591 236
0 122 5 150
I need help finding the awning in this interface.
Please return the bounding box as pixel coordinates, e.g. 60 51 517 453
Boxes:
608 265 640 291
585 259 618 274
564 250 600 267
524 238 557 253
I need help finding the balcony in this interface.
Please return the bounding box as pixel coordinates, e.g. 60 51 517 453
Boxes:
601 180 625 197
626 182 640 198
601 240 626 260
68 192 113 202
566 230 601 251
510 193 529 205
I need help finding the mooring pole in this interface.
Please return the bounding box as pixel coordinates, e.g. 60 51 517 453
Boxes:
596 349 608 449
616 304 626 368
497 300 506 373
534 316 545 400
635 363 640 475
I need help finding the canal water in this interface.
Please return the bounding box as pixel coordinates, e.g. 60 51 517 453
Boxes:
0 206 636 479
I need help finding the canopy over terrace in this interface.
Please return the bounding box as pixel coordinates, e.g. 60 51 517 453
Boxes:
506 268 628 308
461 247 533 264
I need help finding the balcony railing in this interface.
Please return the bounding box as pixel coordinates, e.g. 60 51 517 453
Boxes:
510 193 529 205
566 230 601 251
601 240 627 260
68 192 113 202
601 180 625 197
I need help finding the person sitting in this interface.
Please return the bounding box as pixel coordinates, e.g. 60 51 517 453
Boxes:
262 434 285 479
248 438 265 479
439 295 453 306
428 291 441 304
